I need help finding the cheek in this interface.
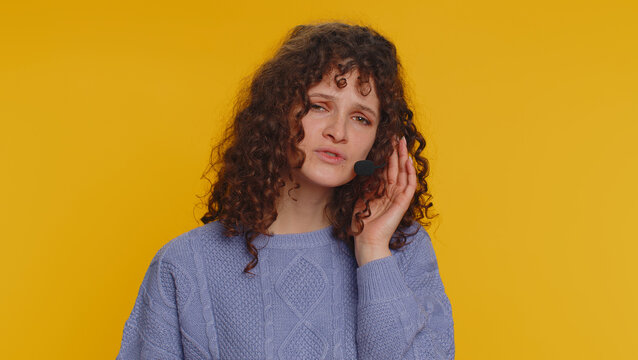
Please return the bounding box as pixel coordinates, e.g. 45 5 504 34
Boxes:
296 118 313 149
360 130 378 158
299 117 314 141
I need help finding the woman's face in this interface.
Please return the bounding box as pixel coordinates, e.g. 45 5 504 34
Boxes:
292 68 380 190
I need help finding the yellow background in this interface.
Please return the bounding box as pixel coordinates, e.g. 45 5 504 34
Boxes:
1 0 636 358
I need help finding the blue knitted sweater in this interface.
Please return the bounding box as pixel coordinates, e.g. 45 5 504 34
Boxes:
117 221 454 359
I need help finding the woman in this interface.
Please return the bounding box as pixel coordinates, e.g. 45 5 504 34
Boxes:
117 22 454 360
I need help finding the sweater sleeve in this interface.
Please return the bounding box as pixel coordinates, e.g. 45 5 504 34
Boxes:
117 246 185 360
355 227 455 360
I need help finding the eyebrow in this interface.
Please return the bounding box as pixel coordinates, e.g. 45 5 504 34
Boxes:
308 92 379 119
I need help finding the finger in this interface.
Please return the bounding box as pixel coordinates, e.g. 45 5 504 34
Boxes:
397 136 408 188
386 136 399 185
405 154 417 198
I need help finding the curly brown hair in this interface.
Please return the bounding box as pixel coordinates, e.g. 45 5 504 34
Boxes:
199 22 437 275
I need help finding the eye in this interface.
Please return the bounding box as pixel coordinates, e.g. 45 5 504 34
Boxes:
310 104 326 111
353 115 371 126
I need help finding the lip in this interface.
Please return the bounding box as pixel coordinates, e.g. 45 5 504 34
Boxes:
314 147 346 164
315 147 346 159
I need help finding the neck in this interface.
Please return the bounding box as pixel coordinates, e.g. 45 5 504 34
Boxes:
268 173 333 234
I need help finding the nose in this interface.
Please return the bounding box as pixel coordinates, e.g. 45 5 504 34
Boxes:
322 111 347 143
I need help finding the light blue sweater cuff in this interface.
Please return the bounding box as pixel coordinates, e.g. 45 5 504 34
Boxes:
356 255 411 308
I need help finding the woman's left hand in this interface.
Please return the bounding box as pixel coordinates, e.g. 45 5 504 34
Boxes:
352 136 417 266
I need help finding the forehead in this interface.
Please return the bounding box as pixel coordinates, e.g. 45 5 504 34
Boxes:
309 68 379 107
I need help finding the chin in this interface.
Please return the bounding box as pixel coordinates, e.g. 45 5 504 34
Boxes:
298 169 355 189
316 178 351 188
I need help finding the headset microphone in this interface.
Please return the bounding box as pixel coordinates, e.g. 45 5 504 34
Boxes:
354 160 386 176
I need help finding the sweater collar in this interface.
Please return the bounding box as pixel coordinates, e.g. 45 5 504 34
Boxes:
252 225 336 249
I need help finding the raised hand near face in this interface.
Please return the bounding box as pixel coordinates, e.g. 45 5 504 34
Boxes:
352 136 417 267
